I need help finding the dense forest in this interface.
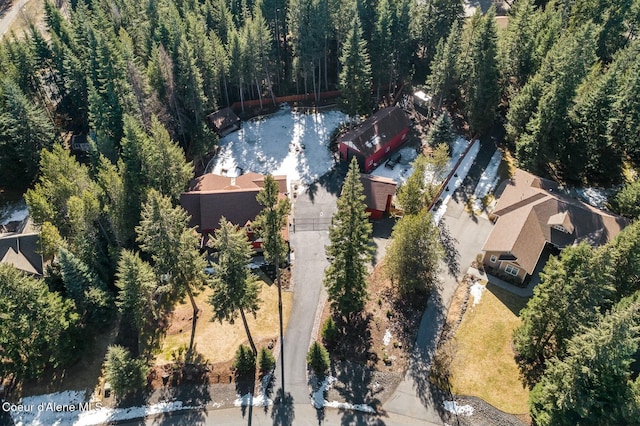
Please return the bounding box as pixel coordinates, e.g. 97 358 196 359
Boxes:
1 0 640 419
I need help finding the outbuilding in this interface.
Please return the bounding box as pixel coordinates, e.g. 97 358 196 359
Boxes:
206 107 241 137
338 106 410 173
360 174 397 220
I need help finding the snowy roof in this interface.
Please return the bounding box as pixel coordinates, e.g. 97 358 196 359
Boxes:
338 107 410 157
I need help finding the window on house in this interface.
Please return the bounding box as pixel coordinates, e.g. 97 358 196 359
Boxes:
505 264 519 276
489 255 497 263
385 146 390 153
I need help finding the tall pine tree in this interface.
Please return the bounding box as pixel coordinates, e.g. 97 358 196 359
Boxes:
324 158 373 319
338 15 372 117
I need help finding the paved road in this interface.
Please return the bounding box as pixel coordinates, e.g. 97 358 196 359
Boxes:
383 195 494 424
273 183 339 404
0 0 28 37
123 402 440 426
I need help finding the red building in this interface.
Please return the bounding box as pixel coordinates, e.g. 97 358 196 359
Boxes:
360 174 397 220
338 106 411 173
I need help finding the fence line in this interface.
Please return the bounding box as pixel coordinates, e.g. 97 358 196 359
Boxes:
231 90 341 111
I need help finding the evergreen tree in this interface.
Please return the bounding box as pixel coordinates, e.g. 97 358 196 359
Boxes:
426 21 461 110
253 174 290 384
103 345 149 400
307 341 330 379
611 180 640 219
0 79 56 188
338 15 372 117
24 144 101 263
513 243 614 385
324 158 373 318
410 0 463 69
385 209 443 297
457 8 499 136
115 250 159 356
136 190 207 355
425 111 454 149
0 264 80 380
511 23 598 175
498 0 537 89
58 248 114 329
396 155 427 216
529 304 640 425
209 218 262 355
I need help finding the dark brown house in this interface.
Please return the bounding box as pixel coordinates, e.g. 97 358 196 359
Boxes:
207 108 241 137
180 172 288 249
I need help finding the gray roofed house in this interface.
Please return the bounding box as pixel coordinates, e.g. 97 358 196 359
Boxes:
0 217 44 276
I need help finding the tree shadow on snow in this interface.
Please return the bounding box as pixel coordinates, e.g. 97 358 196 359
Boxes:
306 162 348 202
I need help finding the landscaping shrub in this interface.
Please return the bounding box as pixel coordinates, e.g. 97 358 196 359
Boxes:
258 347 275 375
233 344 256 378
321 317 338 348
307 341 330 379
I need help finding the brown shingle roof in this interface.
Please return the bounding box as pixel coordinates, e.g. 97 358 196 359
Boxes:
482 169 627 275
206 108 240 132
338 107 410 157
360 174 397 212
181 173 288 232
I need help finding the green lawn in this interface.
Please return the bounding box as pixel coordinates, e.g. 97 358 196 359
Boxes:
449 283 530 414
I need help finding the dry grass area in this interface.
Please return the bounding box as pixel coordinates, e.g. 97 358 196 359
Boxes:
156 281 293 366
448 282 529 414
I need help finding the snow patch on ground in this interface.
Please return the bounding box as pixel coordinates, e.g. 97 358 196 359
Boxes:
9 391 205 426
207 105 347 186
470 283 486 306
569 187 612 210
234 374 273 407
324 400 377 413
472 150 502 212
0 199 28 225
311 376 376 413
368 146 419 183
432 139 481 223
443 400 475 416
233 393 272 407
383 329 392 346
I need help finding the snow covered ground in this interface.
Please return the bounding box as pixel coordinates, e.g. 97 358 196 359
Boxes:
311 376 376 413
443 400 475 416
8 391 208 426
234 374 273 407
370 137 469 185
206 105 348 186
0 199 28 225
470 283 486 306
472 149 502 212
432 139 481 223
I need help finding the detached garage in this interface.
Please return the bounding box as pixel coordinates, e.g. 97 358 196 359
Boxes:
338 106 410 173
